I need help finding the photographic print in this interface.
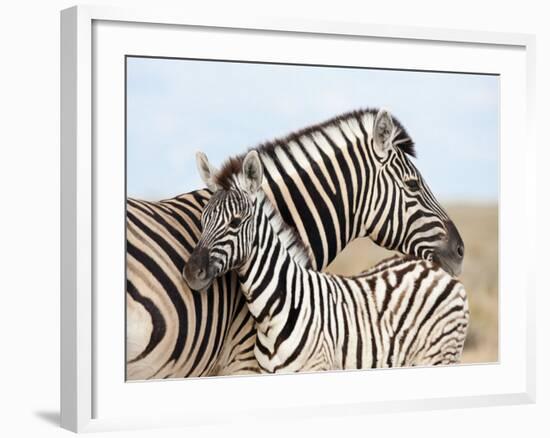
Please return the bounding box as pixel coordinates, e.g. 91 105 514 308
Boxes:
125 57 498 380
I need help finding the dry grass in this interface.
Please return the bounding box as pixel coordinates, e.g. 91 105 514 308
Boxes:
325 204 498 364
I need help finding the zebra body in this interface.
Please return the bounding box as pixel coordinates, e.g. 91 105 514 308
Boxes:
127 191 232 378
184 152 469 372
252 257 469 371
128 108 464 379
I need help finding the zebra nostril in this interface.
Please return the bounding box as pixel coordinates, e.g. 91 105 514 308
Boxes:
197 267 206 280
457 244 464 258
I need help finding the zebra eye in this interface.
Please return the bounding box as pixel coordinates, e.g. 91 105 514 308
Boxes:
229 217 242 228
405 179 420 192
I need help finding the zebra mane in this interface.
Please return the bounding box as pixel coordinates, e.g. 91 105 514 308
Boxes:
256 190 314 269
257 108 416 158
213 157 243 191
213 107 415 190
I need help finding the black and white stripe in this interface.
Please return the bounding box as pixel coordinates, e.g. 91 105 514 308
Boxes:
126 191 244 378
128 108 463 378
185 160 469 372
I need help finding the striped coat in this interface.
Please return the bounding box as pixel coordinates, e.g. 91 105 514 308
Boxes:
129 108 464 378
184 151 469 372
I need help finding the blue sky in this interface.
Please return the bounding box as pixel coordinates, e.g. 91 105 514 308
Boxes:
126 57 499 202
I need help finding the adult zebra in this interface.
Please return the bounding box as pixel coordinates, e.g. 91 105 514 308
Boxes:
126 108 464 379
183 150 469 371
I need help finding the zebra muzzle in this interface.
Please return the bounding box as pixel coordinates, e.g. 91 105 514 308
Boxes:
183 247 216 291
432 220 465 277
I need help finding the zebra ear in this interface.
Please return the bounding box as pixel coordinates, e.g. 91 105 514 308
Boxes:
373 109 395 157
241 151 263 195
196 151 220 192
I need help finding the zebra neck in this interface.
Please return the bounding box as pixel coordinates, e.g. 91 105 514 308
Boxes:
237 195 306 321
257 112 377 270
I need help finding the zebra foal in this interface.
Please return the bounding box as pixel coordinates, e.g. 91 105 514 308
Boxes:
184 151 469 372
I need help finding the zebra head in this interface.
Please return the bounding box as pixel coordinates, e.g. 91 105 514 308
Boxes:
363 109 464 276
183 151 262 291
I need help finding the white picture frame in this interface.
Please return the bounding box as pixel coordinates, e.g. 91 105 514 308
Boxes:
60 4 536 433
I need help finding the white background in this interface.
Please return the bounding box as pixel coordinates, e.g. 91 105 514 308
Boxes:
93 18 528 424
0 0 547 437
